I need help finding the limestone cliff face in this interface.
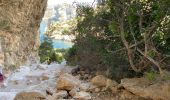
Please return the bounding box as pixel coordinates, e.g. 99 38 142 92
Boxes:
0 0 47 69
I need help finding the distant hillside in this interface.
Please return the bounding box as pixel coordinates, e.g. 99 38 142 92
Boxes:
43 3 76 26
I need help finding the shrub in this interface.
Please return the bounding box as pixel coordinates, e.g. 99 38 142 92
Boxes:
0 20 10 30
144 71 157 81
64 45 78 66
66 0 170 80
38 38 64 64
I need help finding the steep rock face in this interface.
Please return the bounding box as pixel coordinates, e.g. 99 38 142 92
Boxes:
0 0 47 69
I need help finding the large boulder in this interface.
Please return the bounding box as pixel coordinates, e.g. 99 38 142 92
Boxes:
14 91 46 100
121 78 170 100
57 73 81 91
91 75 118 88
91 75 107 87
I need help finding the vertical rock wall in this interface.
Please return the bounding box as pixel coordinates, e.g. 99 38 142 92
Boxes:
0 0 47 69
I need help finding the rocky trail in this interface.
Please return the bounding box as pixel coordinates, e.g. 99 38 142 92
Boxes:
0 62 71 100
0 62 170 100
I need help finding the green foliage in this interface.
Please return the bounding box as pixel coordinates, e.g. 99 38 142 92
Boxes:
38 38 64 64
144 71 157 81
66 4 131 78
0 20 10 30
66 0 170 79
64 45 78 66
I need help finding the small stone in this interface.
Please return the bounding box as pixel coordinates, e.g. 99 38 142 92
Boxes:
94 88 100 93
46 95 55 100
26 80 33 85
73 91 91 100
106 79 118 89
83 74 89 80
75 74 81 79
110 86 118 94
46 87 55 95
14 91 46 100
88 85 97 92
53 90 68 99
69 88 79 97
41 75 49 81
101 87 107 92
80 83 91 92
36 64 47 70
13 80 19 85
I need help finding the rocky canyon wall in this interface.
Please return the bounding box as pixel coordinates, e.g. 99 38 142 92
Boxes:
0 0 47 70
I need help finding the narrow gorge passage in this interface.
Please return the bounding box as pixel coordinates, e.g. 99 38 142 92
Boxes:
1 0 170 100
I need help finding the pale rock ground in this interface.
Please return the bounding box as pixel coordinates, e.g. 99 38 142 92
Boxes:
0 61 71 100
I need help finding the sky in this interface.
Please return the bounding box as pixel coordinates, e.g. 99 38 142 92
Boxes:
48 0 95 6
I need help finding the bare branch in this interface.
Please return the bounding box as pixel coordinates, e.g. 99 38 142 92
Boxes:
119 4 140 72
137 48 163 74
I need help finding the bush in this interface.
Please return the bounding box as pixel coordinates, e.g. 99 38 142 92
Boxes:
38 38 64 64
66 0 170 80
64 45 78 66
144 71 157 81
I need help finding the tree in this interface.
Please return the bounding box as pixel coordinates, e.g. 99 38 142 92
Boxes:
107 0 170 75
67 0 170 78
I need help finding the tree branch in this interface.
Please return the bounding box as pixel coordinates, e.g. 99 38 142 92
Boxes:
137 48 163 74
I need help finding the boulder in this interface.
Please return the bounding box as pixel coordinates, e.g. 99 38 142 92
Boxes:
121 78 170 100
57 73 81 91
106 79 118 93
88 84 97 92
94 88 101 93
106 79 118 89
110 86 118 94
53 90 68 99
120 90 142 100
69 88 80 97
91 75 107 87
71 67 80 75
80 83 91 92
14 91 46 100
46 95 55 100
91 75 118 88
73 91 91 100
46 87 55 95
